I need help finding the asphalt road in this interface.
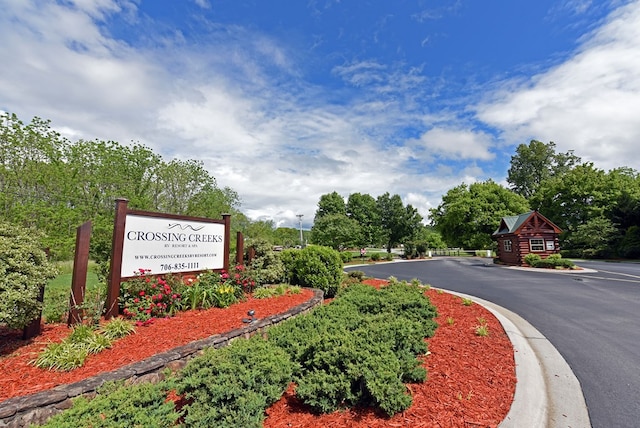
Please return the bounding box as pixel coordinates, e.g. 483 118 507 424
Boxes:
345 258 640 428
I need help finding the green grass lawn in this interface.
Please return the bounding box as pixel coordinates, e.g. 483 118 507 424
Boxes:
43 261 103 324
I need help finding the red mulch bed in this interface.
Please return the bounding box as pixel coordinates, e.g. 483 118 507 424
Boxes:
0 281 516 427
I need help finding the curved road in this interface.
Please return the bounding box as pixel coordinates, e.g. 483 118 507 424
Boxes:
345 258 640 428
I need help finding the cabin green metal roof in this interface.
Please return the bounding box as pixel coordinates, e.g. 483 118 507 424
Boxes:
492 211 535 236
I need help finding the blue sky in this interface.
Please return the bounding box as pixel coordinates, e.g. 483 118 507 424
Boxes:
2 0 639 229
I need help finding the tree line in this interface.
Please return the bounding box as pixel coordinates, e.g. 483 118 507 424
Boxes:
0 113 244 262
3 111 638 261
309 191 445 254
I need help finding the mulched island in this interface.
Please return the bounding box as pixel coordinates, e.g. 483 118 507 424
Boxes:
0 281 516 427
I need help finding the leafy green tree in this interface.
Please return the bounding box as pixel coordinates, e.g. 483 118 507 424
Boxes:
532 164 615 232
0 112 244 260
346 193 383 247
507 140 581 199
533 164 640 256
310 214 362 250
566 216 619 258
415 226 447 249
376 193 423 252
314 191 346 220
618 225 640 259
430 180 529 249
243 220 276 244
273 227 300 247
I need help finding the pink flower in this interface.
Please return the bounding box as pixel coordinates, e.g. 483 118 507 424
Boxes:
139 291 145 296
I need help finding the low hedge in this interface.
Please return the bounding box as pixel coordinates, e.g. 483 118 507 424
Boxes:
524 253 575 269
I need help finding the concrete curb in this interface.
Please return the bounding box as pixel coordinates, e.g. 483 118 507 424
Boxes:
440 290 592 428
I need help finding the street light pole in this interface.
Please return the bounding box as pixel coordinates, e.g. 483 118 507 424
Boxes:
296 214 304 247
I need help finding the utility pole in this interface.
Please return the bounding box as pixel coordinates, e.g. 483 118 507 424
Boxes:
296 214 304 247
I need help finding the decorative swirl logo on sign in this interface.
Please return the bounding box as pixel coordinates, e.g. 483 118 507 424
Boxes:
167 223 206 231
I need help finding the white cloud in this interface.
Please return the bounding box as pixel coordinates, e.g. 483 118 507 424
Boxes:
407 127 495 161
477 0 640 172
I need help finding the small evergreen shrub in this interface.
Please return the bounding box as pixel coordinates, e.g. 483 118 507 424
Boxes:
35 381 180 427
176 335 294 428
370 252 382 261
268 281 437 416
281 246 343 298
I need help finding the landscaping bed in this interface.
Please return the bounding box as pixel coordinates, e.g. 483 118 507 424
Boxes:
0 281 515 427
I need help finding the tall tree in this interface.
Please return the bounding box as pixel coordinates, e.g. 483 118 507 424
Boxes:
310 213 362 250
430 180 529 249
532 164 640 256
507 140 581 199
314 191 346 220
376 192 423 252
273 227 300 247
346 192 382 247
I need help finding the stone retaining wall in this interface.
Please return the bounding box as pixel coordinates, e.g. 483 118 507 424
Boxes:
0 289 324 427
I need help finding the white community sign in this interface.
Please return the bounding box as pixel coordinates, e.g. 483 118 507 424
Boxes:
121 214 226 277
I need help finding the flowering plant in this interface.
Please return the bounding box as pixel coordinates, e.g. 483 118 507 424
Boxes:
180 265 256 310
119 269 182 326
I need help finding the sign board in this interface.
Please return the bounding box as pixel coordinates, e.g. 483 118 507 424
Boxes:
121 214 226 277
105 198 231 318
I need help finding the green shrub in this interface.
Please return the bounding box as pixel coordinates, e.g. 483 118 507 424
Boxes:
176 335 294 428
385 252 394 261
346 270 365 280
268 281 437 416
340 251 354 263
246 238 286 285
525 253 575 269
370 252 382 261
281 246 343 298
0 220 58 329
523 253 541 266
35 381 180 427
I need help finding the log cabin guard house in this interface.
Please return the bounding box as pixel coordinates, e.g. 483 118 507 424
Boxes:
492 210 562 266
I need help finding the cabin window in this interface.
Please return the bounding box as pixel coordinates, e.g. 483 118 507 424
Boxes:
503 240 512 252
529 238 544 252
546 241 555 251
